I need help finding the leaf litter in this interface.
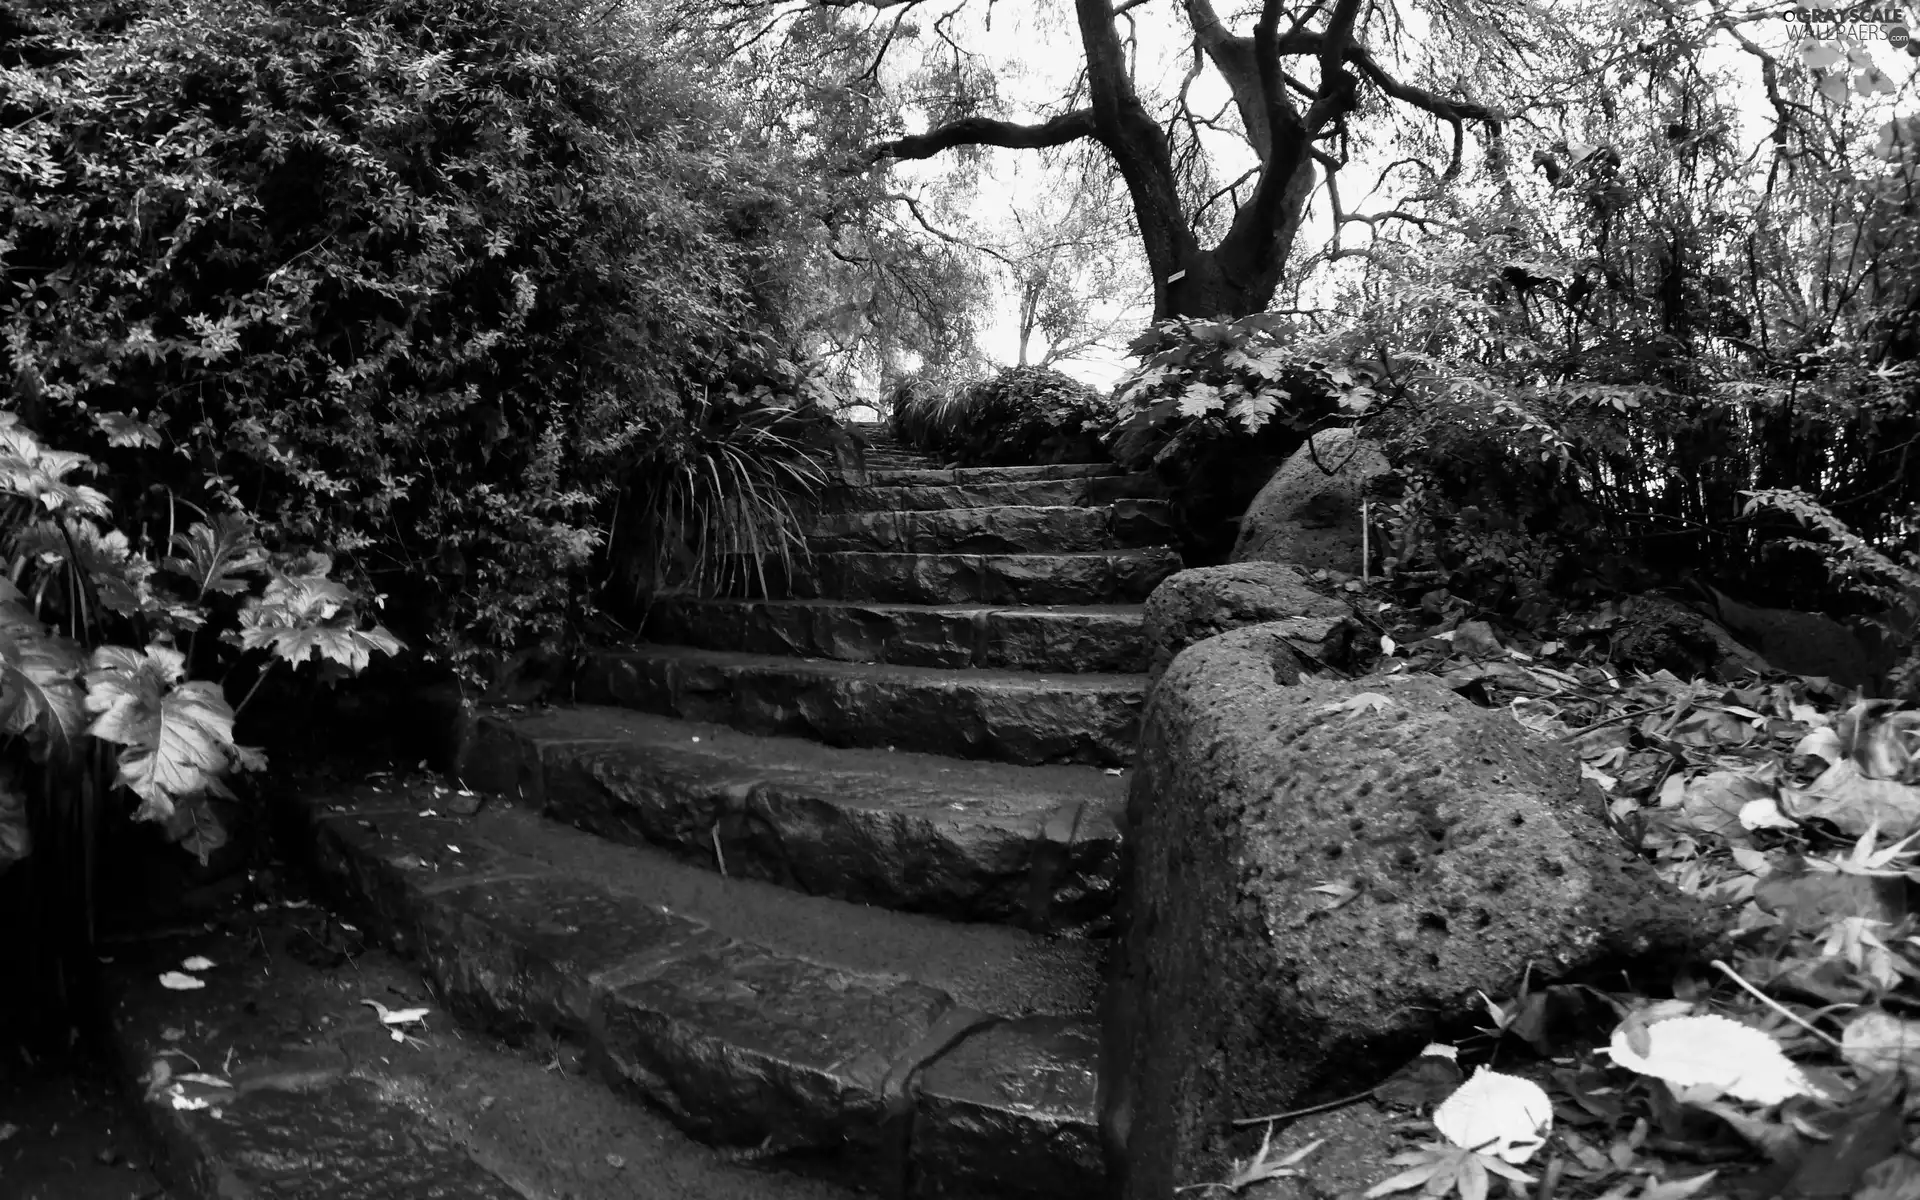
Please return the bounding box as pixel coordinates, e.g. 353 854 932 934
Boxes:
1211 604 1920 1199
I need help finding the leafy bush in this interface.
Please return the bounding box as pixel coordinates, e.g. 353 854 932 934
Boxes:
1 0 811 679
889 366 1114 467
0 412 400 876
1104 315 1369 563
604 337 847 608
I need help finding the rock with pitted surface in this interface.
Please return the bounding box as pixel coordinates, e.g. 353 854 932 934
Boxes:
1101 629 1724 1200
1229 427 1390 572
1142 562 1356 688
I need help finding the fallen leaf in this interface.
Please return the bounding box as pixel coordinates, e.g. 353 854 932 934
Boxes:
1606 1013 1815 1104
1853 1153 1920 1200
1783 760 1920 838
158 971 205 991
1841 1011 1920 1086
180 955 214 972
1431 1067 1553 1164
361 998 430 1026
174 1072 233 1089
1322 692 1394 718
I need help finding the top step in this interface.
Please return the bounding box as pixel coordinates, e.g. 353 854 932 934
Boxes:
863 463 1122 487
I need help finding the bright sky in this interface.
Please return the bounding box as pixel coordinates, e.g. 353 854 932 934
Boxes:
886 1 1920 395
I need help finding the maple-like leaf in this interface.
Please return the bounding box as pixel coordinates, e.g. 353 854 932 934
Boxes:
91 410 162 449
163 513 268 599
1364 1142 1535 1200
1803 820 1920 879
1179 1132 1322 1195
83 645 237 821
233 567 403 673
1177 380 1224 418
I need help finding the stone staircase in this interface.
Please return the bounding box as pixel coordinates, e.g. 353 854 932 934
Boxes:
287 423 1181 1198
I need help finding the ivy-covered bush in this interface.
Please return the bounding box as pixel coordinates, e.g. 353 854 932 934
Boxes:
1 0 812 678
890 366 1114 466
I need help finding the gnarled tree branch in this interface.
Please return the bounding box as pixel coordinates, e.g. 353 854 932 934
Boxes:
871 110 1099 161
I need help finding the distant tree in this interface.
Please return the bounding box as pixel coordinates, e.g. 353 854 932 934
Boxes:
699 0 1552 320
994 153 1150 368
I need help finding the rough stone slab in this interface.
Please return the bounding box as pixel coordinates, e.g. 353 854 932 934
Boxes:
821 474 1164 513
773 549 1184 605
292 780 1102 1021
418 874 728 1034
306 796 539 957
911 1017 1105 1200
1103 634 1726 1199
1231 428 1391 571
641 597 1147 673
866 463 1120 487
100 914 859 1200
592 939 953 1178
1143 562 1358 687
283 777 1102 1195
576 645 1143 767
805 504 1171 555
465 705 1124 929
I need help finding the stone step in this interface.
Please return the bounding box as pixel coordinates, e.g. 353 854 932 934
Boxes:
102 908 860 1200
763 548 1183 606
804 501 1172 555
575 645 1143 768
822 472 1166 513
462 705 1124 929
866 462 1120 487
640 597 1147 673
290 778 1106 1199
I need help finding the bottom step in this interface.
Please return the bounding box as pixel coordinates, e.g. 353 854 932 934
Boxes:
103 909 856 1200
283 771 1108 1200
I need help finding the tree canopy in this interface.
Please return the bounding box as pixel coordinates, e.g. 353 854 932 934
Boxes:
704 0 1542 320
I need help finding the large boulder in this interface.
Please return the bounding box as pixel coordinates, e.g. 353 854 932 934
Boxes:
1099 627 1722 1200
1142 562 1357 688
1230 427 1390 571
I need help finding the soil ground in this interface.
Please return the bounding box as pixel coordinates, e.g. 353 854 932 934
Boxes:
0 1031 172 1200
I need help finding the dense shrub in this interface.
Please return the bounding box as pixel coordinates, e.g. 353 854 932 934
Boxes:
1104 315 1363 563
1 0 815 679
889 366 1114 467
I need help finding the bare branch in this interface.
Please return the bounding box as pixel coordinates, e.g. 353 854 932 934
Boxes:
871 109 1100 161
882 192 1017 266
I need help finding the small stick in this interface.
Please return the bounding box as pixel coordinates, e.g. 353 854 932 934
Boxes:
711 824 729 878
1361 496 1371 585
1231 1085 1379 1127
1710 959 1842 1049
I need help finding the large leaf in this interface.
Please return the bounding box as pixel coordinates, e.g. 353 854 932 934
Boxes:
236 621 405 673
163 513 268 598
83 645 236 821
234 567 403 673
0 418 110 517
0 761 29 874
0 589 87 748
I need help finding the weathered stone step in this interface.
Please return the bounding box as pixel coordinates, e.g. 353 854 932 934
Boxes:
103 910 859 1200
805 501 1171 555
462 705 1124 929
641 597 1147 673
822 472 1166 513
763 548 1184 606
290 779 1105 1199
866 462 1119 487
575 645 1143 767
